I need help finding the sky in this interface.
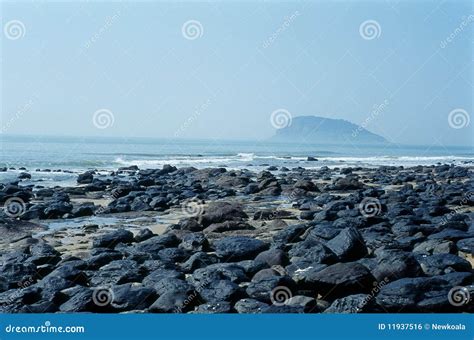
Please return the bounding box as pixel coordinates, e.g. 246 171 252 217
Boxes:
1 0 473 147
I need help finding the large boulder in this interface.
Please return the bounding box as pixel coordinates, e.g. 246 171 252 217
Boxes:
327 227 368 261
213 236 269 261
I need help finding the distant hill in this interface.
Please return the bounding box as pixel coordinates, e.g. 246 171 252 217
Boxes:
270 116 387 144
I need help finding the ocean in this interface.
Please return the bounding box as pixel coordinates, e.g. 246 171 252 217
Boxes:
0 135 472 187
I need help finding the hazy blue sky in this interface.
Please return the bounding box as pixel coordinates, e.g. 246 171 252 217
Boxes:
1 0 473 146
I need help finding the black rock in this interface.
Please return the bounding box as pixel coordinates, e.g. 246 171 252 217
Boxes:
191 263 248 285
417 254 471 276
200 202 248 227
246 275 296 304
327 227 368 261
213 236 269 261
109 283 157 311
59 287 95 312
77 171 94 184
457 238 474 255
181 252 219 273
199 280 243 303
289 241 338 265
254 248 289 267
92 229 134 249
234 298 268 313
179 232 209 252
372 250 422 281
149 291 194 313
134 228 154 243
89 260 142 286
323 294 376 313
298 262 375 300
193 301 233 313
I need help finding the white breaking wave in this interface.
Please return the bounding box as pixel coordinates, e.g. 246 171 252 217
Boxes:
112 154 473 170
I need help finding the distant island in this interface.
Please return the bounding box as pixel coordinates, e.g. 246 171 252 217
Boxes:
270 116 388 144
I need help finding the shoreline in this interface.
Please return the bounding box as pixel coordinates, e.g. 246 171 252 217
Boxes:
0 163 473 313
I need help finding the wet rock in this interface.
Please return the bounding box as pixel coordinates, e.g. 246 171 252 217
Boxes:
179 233 209 252
413 239 456 254
133 234 180 255
200 202 248 227
142 269 184 288
149 291 193 313
110 283 157 311
134 228 154 243
71 203 96 217
58 287 95 312
191 263 248 285
27 242 61 266
323 294 376 313
181 252 218 273
157 248 190 263
199 280 243 303
193 301 233 313
90 260 142 286
254 248 289 267
92 229 134 249
204 221 254 233
285 295 319 313
153 278 194 296
246 276 296 304
213 236 269 261
372 250 422 281
77 171 94 184
457 238 474 255
289 242 338 265
417 254 471 276
272 223 309 245
234 298 268 313
86 251 123 270
298 262 375 300
327 227 368 261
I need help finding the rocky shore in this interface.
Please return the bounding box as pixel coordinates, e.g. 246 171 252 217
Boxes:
0 163 473 313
